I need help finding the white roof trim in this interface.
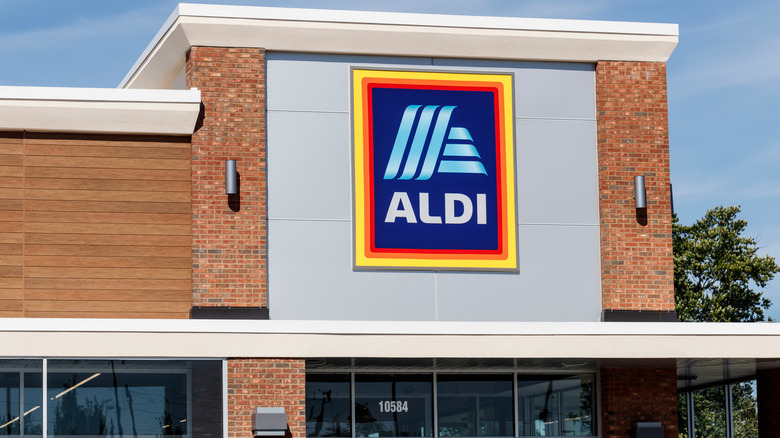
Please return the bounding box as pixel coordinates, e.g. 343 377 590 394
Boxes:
0 319 776 359
0 87 201 135
121 3 678 89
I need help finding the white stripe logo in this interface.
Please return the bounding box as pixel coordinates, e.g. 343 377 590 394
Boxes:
383 105 487 181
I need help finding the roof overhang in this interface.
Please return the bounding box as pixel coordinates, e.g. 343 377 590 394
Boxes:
1 319 775 360
0 86 201 135
121 3 679 89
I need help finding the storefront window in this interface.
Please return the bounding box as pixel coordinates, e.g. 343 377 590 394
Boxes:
680 380 759 438
45 360 221 438
678 393 689 438
517 375 594 437
308 374 351 437
0 360 43 437
354 374 433 437
437 375 513 437
692 386 727 438
306 371 597 438
731 381 758 438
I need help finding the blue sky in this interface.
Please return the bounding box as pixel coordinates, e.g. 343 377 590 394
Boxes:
2 0 779 320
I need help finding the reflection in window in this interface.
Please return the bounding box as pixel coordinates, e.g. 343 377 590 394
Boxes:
308 374 351 437
0 360 43 437
680 380 759 438
731 381 758 438
355 374 433 437
46 360 222 437
517 374 594 437
437 375 513 437
678 393 689 438
692 386 727 438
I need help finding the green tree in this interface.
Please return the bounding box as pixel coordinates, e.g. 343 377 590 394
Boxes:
673 205 779 322
674 206 775 438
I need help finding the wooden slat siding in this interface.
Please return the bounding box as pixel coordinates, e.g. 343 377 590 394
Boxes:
23 133 192 318
25 201 190 214
26 179 190 191
26 212 190 224
29 168 190 181
25 256 189 268
26 300 190 312
0 133 23 316
25 245 189 257
25 278 191 290
26 234 189 246
25 311 187 318
25 144 191 160
26 289 190 301
26 223 190 235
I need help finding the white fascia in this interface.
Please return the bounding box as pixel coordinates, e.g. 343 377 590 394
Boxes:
0 319 777 360
121 3 679 89
0 86 201 135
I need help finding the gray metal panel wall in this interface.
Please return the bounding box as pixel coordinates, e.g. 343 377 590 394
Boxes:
267 53 600 321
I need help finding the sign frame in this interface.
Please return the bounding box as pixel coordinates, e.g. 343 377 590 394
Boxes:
351 68 517 271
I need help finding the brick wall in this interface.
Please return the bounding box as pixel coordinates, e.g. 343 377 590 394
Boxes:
185 47 267 308
757 367 780 436
601 365 678 438
596 61 675 312
228 359 306 438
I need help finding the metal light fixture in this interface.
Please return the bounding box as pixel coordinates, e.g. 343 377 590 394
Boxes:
634 175 646 209
252 407 287 437
225 160 237 195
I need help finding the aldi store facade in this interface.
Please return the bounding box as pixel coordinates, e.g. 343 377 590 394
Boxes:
1 3 779 437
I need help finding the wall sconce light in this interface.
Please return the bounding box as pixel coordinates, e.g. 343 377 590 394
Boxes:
252 407 287 437
225 160 237 195
634 175 646 209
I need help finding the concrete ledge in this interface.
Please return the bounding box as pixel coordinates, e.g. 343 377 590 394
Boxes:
121 4 678 89
0 319 776 359
0 87 201 135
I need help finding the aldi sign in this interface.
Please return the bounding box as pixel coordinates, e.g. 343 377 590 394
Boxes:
352 69 517 271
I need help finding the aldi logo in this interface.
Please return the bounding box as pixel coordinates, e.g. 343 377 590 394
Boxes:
352 69 517 271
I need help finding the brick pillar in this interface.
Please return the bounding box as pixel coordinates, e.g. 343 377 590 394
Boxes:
228 359 306 438
185 47 267 309
601 365 678 438
596 61 675 313
757 367 780 436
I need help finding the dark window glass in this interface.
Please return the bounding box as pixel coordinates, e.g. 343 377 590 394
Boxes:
0 372 21 435
517 374 594 436
307 374 351 437
24 373 43 436
0 360 43 437
47 360 222 437
437 375 513 437
354 374 433 437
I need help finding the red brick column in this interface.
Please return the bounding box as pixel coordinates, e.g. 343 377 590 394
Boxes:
601 365 678 438
757 367 780 436
185 47 267 308
596 61 674 312
228 359 306 438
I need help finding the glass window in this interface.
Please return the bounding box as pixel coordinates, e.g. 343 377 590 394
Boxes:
307 374 352 437
731 381 758 438
0 359 43 437
517 374 594 437
692 386 727 438
47 360 222 437
437 375 513 437
355 374 433 437
678 393 689 438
